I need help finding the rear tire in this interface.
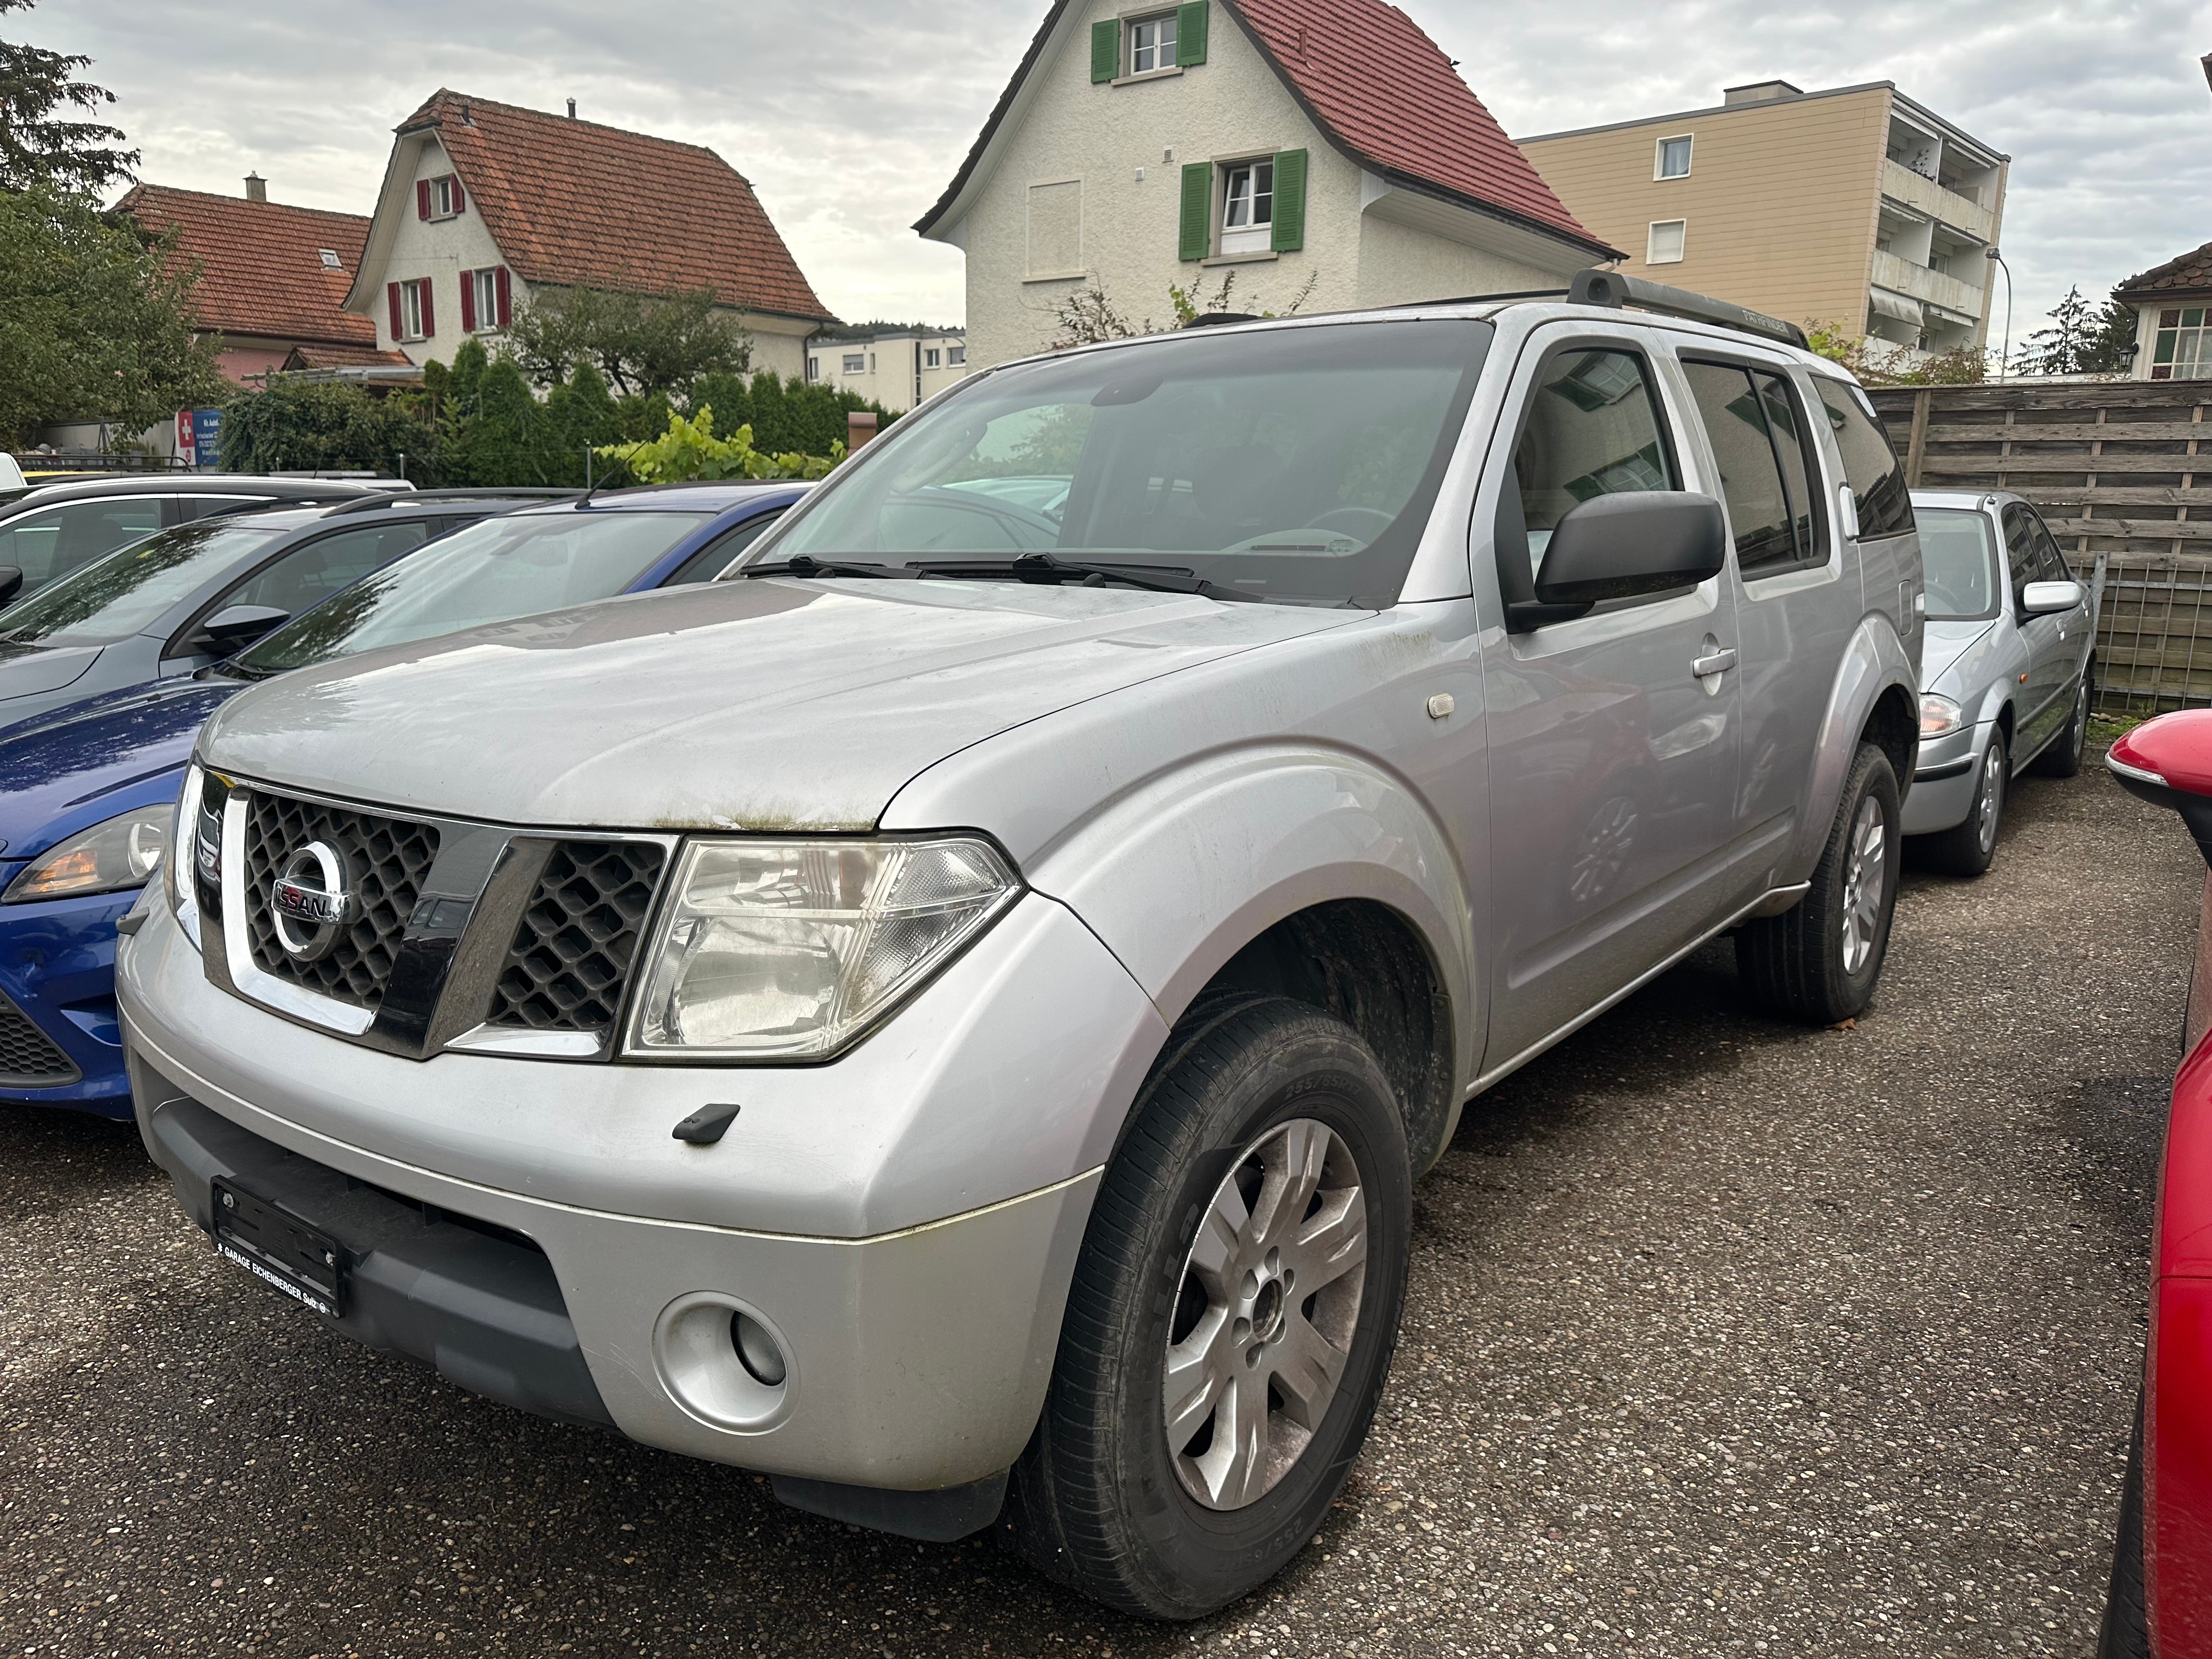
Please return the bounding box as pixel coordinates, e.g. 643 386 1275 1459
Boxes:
2034 666 2093 778
1918 729 2007 878
1001 995 1413 1619
2098 1392 2149 1658
1737 741 1901 1024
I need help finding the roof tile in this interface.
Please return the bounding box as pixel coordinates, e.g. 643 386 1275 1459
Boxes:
120 184 375 347
2118 241 2212 301
398 91 833 323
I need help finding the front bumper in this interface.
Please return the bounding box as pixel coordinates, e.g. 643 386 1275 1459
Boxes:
1902 720 1991 837
0 877 139 1116
119 888 1163 1491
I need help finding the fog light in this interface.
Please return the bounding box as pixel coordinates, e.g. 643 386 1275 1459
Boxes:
653 1292 795 1432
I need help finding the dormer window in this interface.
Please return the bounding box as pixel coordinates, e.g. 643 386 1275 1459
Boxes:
416 173 465 221
318 249 341 269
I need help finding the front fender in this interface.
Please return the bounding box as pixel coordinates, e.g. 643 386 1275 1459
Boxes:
1017 741 1477 1096
1793 612 1917 876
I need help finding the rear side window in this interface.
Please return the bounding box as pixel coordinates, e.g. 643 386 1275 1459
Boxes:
1508 348 1677 575
1681 361 1823 575
1811 379 1913 540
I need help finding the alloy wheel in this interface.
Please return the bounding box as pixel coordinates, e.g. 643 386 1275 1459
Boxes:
1164 1118 1369 1511
1976 744 2005 854
1838 794 1887 974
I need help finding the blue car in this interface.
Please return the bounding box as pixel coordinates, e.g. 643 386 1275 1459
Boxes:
0 482 806 1116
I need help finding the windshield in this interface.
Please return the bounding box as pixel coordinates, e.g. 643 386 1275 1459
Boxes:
0 521 289 648
767 319 1494 605
1918 506 1999 622
230 509 709 675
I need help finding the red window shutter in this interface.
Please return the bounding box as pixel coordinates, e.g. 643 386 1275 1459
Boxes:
387 281 402 338
418 278 435 338
416 179 431 219
495 266 511 328
451 177 465 213
458 269 476 333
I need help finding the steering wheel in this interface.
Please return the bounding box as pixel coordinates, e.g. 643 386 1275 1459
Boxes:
1310 506 1395 540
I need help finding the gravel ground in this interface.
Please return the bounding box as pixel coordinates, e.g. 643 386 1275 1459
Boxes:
1 752 2196 1659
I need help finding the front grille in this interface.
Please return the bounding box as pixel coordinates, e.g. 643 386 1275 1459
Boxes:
484 841 667 1033
242 792 441 1014
0 991 77 1086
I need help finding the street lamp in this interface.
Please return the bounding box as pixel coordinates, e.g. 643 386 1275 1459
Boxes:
1985 246 2014 380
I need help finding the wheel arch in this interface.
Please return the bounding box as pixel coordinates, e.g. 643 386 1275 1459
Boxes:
1791 614 1918 876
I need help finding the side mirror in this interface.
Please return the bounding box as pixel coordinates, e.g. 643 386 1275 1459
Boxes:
2021 578 2084 616
1533 491 1728 608
0 565 20 607
2109 710 2212 865
178 603 290 658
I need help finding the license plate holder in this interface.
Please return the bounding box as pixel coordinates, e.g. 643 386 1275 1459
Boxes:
210 1177 347 1317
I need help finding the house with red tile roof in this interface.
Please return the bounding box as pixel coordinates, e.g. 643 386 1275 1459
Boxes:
119 178 407 385
342 92 837 382
2118 241 2212 381
916 0 1616 368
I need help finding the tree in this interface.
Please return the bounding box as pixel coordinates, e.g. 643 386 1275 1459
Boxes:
689 368 895 456
0 0 135 192
219 377 443 479
1802 320 1986 387
500 282 753 398
2018 286 2099 376
2082 292 2139 375
0 184 227 446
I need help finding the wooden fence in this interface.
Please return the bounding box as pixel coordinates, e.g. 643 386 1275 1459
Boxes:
1867 382 2212 713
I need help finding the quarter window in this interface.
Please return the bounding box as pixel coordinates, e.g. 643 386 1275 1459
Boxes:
1682 361 1823 575
1128 12 1177 72
2001 504 2038 606
1656 136 1692 179
2152 308 2209 381
1811 379 1914 540
1507 348 1678 578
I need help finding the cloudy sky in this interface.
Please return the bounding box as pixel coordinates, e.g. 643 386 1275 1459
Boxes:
37 0 2212 350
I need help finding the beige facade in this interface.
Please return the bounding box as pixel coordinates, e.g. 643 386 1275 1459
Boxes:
922 1 1605 370
1519 81 2008 363
806 331 971 412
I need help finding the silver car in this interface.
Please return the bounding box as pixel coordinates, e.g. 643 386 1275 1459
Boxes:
117 277 1922 1618
1904 489 2094 874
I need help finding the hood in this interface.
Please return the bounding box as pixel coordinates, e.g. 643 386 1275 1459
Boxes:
0 678 235 857
0 641 103 706
200 579 1361 830
1920 618 1999 695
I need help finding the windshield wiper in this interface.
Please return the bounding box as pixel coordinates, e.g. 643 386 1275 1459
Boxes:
738 555 922 580
912 552 1266 603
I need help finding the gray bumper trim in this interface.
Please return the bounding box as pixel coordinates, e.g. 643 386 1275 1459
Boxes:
770 1470 1011 1542
1914 754 1975 781
136 1056 613 1430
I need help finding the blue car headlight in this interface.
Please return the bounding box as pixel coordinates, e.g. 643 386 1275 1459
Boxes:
4 806 171 904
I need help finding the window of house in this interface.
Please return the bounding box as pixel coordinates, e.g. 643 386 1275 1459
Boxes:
318 249 341 269
843 354 866 374
807 357 821 381
390 276 433 342
1129 12 1177 73
417 174 464 221
948 345 966 366
1656 136 1692 179
1221 159 1274 256
1646 220 1686 265
1506 348 1677 578
925 348 942 369
1682 361 1824 575
2153 308 2210 381
459 266 510 334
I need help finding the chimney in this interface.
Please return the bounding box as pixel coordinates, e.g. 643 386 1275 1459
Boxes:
244 172 267 203
1722 79 1805 106
566 98 577 119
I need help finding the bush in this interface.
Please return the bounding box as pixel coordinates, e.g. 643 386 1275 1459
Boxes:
220 377 443 479
597 405 841 483
688 370 895 457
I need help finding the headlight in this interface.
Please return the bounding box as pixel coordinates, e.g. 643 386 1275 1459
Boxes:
1920 693 1963 738
627 836 1020 1060
4 805 170 904
168 764 207 918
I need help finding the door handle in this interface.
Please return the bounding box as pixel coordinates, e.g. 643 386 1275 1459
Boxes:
1692 646 1737 679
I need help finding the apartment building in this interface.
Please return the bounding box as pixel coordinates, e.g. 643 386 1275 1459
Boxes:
1519 80 2008 363
806 329 970 412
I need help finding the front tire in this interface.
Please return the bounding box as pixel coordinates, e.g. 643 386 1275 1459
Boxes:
2098 1392 2149 1657
1737 741 1902 1023
2035 665 2093 778
1919 728 2007 877
1002 995 1413 1619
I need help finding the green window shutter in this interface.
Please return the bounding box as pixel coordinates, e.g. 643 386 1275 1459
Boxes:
1176 1 1209 66
1179 162 1212 262
1270 149 1308 252
1091 19 1119 82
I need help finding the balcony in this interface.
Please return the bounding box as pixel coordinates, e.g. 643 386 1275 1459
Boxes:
1880 159 1996 244
1871 250 1989 323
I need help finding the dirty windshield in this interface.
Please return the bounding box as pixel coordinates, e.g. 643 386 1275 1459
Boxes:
0 521 289 650
765 319 1493 604
228 510 709 675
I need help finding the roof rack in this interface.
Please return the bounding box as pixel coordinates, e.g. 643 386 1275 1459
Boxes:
1566 268 1810 351
320 487 580 517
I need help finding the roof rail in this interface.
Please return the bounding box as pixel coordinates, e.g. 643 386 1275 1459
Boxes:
1181 311 1265 329
1567 269 1810 351
320 487 580 517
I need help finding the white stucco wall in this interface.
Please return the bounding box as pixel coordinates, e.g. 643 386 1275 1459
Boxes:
372 135 518 365
938 0 1587 369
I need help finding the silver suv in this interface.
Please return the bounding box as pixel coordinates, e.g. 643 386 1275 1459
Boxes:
118 275 1921 1618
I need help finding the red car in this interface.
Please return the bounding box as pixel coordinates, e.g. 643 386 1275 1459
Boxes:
2102 708 2212 1655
